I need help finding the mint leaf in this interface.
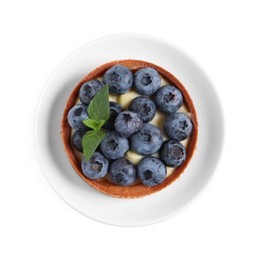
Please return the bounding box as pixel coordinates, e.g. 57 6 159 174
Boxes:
87 85 110 121
80 85 109 161
83 118 105 131
82 130 106 161
98 119 106 128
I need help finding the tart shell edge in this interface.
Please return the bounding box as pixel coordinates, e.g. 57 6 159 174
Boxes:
61 59 198 198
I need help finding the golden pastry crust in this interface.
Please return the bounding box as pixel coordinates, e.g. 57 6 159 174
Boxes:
61 60 198 198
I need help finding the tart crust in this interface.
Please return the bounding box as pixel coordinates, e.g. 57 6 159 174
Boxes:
61 60 198 198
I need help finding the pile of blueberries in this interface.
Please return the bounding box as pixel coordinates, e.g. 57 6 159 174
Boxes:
67 65 193 187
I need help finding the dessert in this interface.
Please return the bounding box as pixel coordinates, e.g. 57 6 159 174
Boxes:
61 59 198 198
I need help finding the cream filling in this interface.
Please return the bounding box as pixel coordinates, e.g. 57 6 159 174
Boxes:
72 76 190 178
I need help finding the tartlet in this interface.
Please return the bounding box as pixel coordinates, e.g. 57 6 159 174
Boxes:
61 59 198 198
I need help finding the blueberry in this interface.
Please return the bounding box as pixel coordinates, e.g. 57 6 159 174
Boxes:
100 131 129 160
154 85 183 114
67 104 88 130
109 158 136 186
129 96 156 123
104 65 133 94
160 140 186 167
79 79 104 105
164 112 193 141
72 130 87 152
134 67 161 95
114 111 143 138
130 123 163 155
81 152 109 179
137 157 166 187
103 102 122 130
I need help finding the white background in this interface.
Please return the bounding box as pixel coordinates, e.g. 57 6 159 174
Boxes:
1 0 259 259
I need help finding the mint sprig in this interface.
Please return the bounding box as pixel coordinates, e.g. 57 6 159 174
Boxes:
82 85 110 161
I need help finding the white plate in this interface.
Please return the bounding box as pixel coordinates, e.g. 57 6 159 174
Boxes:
34 33 224 226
